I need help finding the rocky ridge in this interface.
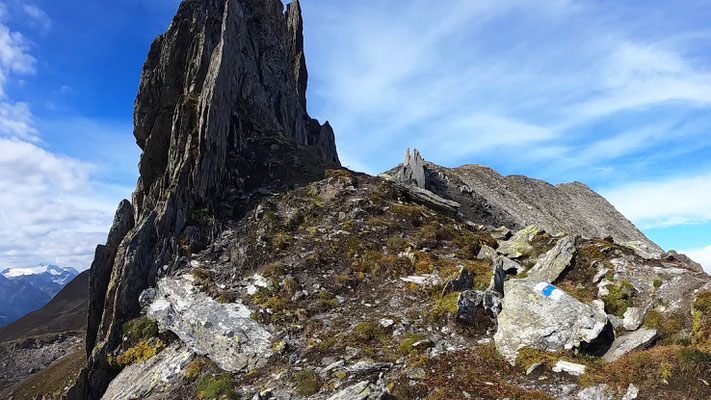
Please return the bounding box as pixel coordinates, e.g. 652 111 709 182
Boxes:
388 148 664 257
85 170 711 400
60 1 711 399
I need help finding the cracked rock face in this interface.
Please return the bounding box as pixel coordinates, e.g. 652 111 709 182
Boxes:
495 279 613 364
73 1 339 398
101 343 194 400
145 275 272 372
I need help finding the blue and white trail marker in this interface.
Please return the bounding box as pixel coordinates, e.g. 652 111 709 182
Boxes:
534 282 564 301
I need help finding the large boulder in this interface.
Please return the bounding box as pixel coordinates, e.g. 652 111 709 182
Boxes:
144 275 272 372
526 235 575 283
494 280 613 364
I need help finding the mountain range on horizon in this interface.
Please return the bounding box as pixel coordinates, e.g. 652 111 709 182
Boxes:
0 264 79 328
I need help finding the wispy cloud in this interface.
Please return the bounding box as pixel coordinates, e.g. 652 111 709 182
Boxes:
0 101 36 140
21 4 51 34
304 0 711 179
602 173 711 229
0 23 35 78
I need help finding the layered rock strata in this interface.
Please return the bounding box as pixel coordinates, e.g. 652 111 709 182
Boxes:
70 1 339 398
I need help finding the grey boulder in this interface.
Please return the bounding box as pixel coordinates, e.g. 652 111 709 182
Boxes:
494 279 613 364
477 245 498 261
499 256 523 275
496 225 541 259
145 275 272 372
622 307 645 331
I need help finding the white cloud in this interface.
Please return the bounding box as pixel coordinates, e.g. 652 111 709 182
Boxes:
0 5 131 271
0 101 37 140
0 23 35 77
22 4 51 33
305 1 711 178
429 114 555 158
0 138 120 270
602 173 711 229
0 17 38 144
680 245 711 274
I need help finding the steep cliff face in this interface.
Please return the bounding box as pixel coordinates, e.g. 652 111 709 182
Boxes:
388 149 662 254
70 1 339 398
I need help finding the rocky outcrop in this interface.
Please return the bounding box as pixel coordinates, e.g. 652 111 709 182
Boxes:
101 343 194 400
71 1 339 398
457 289 502 324
494 280 613 364
394 148 426 188
101 344 194 400
664 250 704 273
442 266 474 294
144 275 272 372
526 235 576 283
496 225 541 259
86 200 134 355
387 150 662 254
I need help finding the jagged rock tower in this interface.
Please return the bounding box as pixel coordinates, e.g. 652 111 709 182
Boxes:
70 1 339 398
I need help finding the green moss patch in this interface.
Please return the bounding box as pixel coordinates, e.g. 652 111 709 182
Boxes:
293 369 322 396
196 372 236 399
121 316 158 340
109 339 165 368
399 333 427 355
694 292 711 314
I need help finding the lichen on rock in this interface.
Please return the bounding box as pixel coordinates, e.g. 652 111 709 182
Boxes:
144 275 272 372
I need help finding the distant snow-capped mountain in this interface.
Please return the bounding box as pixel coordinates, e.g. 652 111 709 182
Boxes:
1 264 79 287
0 264 80 328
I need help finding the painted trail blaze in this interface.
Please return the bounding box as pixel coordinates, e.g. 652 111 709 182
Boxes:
542 285 556 297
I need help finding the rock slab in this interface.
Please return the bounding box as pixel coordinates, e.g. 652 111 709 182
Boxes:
496 225 541 259
101 343 193 400
602 328 657 363
526 235 575 283
145 275 272 372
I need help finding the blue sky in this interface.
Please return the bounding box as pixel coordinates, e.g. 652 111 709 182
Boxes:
0 0 710 272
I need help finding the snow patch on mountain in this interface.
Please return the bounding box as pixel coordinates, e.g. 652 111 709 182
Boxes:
1 264 79 285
